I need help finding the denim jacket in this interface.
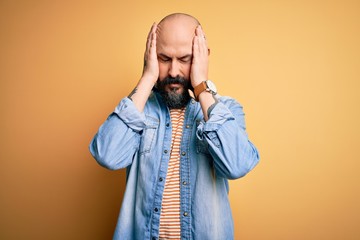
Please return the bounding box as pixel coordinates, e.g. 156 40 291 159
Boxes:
89 91 259 240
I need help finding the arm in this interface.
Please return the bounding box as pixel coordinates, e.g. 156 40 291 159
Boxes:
89 98 146 170
89 23 159 169
191 25 216 121
129 23 159 112
191 26 259 178
197 99 260 179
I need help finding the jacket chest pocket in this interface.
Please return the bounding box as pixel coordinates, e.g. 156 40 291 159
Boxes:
139 116 159 155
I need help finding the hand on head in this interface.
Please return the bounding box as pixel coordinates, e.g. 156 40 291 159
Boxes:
142 23 159 84
190 25 209 88
135 13 213 112
141 14 209 91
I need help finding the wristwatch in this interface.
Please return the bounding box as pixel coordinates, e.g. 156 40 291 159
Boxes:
194 80 217 101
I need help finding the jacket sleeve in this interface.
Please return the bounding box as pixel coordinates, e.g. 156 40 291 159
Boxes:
89 97 146 170
196 97 260 179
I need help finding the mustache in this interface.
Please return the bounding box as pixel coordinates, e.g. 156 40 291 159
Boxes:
157 76 193 90
163 76 188 85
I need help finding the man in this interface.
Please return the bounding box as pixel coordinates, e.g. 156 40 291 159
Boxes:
89 13 259 240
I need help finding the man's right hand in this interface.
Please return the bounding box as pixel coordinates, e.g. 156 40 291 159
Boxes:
141 23 159 83
128 23 159 112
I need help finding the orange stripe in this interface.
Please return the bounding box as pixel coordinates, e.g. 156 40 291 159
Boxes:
159 108 185 239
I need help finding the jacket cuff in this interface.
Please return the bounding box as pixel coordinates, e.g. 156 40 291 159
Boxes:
196 102 235 138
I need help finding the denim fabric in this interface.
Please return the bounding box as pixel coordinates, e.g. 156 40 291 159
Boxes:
89 92 259 240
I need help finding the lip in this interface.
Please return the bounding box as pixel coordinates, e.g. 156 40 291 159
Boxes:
168 83 182 88
165 83 184 93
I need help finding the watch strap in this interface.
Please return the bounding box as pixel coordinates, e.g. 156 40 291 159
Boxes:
194 81 207 101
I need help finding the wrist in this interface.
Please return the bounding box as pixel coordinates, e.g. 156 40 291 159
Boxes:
191 77 207 89
139 74 157 86
194 80 217 101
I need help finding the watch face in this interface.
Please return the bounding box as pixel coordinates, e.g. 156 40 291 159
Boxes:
206 80 217 93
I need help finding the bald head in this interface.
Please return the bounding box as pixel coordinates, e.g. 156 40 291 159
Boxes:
158 13 200 26
156 13 200 59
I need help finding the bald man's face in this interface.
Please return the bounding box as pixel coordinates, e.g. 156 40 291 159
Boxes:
155 17 197 108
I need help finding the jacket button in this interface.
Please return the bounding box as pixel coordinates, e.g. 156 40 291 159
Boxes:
186 125 190 128
181 151 186 156
182 181 187 185
159 177 163 182
154 208 159 212
164 150 168 154
166 123 170 127
183 212 188 216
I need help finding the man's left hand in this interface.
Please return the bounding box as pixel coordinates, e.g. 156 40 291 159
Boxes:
190 25 209 88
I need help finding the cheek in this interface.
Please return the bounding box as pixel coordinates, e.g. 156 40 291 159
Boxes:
158 62 168 80
181 63 191 78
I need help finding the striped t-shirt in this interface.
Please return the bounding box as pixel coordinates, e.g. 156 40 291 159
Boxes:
159 107 186 239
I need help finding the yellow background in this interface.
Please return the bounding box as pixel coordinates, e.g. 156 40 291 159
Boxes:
1 0 360 239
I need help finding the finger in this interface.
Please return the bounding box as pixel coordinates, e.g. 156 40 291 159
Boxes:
146 24 155 47
146 23 157 52
144 23 156 70
192 35 199 58
199 26 208 48
152 23 157 45
195 26 207 54
150 31 157 57
151 23 158 53
147 24 153 41
196 25 205 39
195 36 204 63
151 22 157 34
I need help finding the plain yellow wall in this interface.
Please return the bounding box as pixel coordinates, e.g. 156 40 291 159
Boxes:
1 0 360 239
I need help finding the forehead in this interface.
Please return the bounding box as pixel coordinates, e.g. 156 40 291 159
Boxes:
156 36 193 57
156 18 196 56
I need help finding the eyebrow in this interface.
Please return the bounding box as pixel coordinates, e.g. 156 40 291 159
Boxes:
157 53 171 59
179 54 192 60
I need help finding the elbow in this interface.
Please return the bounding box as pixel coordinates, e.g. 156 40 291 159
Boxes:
225 165 252 180
94 155 120 171
221 146 260 180
224 170 245 180
215 161 248 180
89 137 121 170
237 146 260 179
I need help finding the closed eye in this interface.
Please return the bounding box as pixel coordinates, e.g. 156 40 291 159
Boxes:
179 55 192 63
158 54 171 62
158 57 170 62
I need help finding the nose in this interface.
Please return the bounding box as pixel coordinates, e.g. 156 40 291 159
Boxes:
168 60 180 78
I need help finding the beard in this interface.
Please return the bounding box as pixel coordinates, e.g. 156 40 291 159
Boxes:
156 76 192 109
